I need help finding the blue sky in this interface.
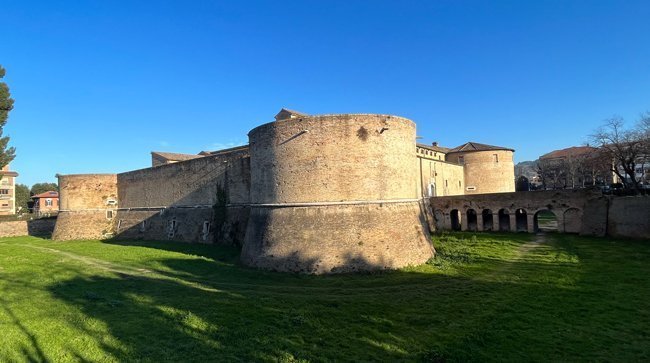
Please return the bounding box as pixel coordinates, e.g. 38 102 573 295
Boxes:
1 1 649 187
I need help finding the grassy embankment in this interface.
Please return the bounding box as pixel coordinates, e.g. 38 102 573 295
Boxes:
0 232 648 361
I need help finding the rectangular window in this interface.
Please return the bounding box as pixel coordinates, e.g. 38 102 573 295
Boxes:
106 210 113 219
445 180 448 187
0 189 8 195
45 198 53 206
458 156 464 164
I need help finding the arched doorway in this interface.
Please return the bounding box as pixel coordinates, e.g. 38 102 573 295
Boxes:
450 209 461 231
498 209 510 232
482 209 494 231
515 209 528 232
534 210 558 232
466 209 478 231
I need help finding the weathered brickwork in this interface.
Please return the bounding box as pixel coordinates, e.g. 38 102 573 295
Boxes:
248 114 418 203
52 109 650 274
52 174 118 240
244 114 433 272
0 219 56 237
446 149 516 195
430 190 650 239
607 196 650 239
417 158 465 197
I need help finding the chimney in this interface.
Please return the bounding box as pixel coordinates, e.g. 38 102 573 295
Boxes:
432 142 438 147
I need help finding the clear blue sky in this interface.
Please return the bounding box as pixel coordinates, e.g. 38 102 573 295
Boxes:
2 1 649 187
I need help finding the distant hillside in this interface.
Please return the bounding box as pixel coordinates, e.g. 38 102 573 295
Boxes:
515 160 538 181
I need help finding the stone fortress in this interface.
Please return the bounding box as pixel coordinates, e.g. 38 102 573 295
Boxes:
52 109 650 273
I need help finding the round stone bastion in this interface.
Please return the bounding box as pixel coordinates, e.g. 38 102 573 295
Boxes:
52 174 118 241
240 114 434 273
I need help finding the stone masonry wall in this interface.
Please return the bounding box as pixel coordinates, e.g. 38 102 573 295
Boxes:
0 219 56 238
447 150 515 195
114 149 250 244
52 174 118 240
417 157 465 197
607 196 650 239
429 189 605 235
243 114 434 273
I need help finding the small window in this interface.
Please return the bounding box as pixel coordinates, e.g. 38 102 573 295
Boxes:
445 180 448 187
106 199 117 206
466 186 476 191
45 198 53 206
458 156 464 164
106 210 113 219
0 189 8 195
459 181 462 187
139 221 146 232
168 219 177 238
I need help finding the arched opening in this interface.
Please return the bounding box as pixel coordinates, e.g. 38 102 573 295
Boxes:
534 210 558 232
450 209 461 231
564 208 581 233
498 209 510 232
515 208 528 232
482 209 494 231
466 209 478 231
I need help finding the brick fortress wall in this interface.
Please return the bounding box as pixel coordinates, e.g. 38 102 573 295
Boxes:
240 114 434 273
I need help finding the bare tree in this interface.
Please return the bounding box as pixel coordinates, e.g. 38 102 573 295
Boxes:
590 117 645 191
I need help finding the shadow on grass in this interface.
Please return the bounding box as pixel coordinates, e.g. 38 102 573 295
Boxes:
35 233 650 361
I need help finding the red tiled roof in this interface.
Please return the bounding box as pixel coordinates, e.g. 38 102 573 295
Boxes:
540 146 597 160
31 191 59 199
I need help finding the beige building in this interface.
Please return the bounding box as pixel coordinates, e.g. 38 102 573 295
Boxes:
0 163 18 215
417 141 515 197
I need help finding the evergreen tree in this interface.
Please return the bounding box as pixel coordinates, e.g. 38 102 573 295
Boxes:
0 65 16 168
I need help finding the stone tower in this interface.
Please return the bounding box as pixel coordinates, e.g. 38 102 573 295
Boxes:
240 114 434 273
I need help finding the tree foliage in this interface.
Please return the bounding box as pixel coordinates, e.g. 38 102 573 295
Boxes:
589 116 648 191
0 65 16 169
14 183 30 213
31 182 59 196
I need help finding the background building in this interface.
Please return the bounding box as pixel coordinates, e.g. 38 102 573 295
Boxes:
0 163 18 215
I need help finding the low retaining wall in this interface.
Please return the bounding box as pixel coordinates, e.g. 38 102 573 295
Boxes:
0 218 57 238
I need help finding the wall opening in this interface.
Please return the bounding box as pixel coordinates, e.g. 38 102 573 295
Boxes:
466 209 478 231
498 209 510 232
482 209 493 231
168 219 177 238
534 210 558 232
450 209 461 231
515 208 528 232
202 220 211 241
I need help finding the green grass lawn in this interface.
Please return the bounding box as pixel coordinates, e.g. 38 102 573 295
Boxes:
0 233 649 362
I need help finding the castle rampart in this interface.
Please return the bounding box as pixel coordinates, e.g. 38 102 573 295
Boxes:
52 174 118 240
241 114 434 273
